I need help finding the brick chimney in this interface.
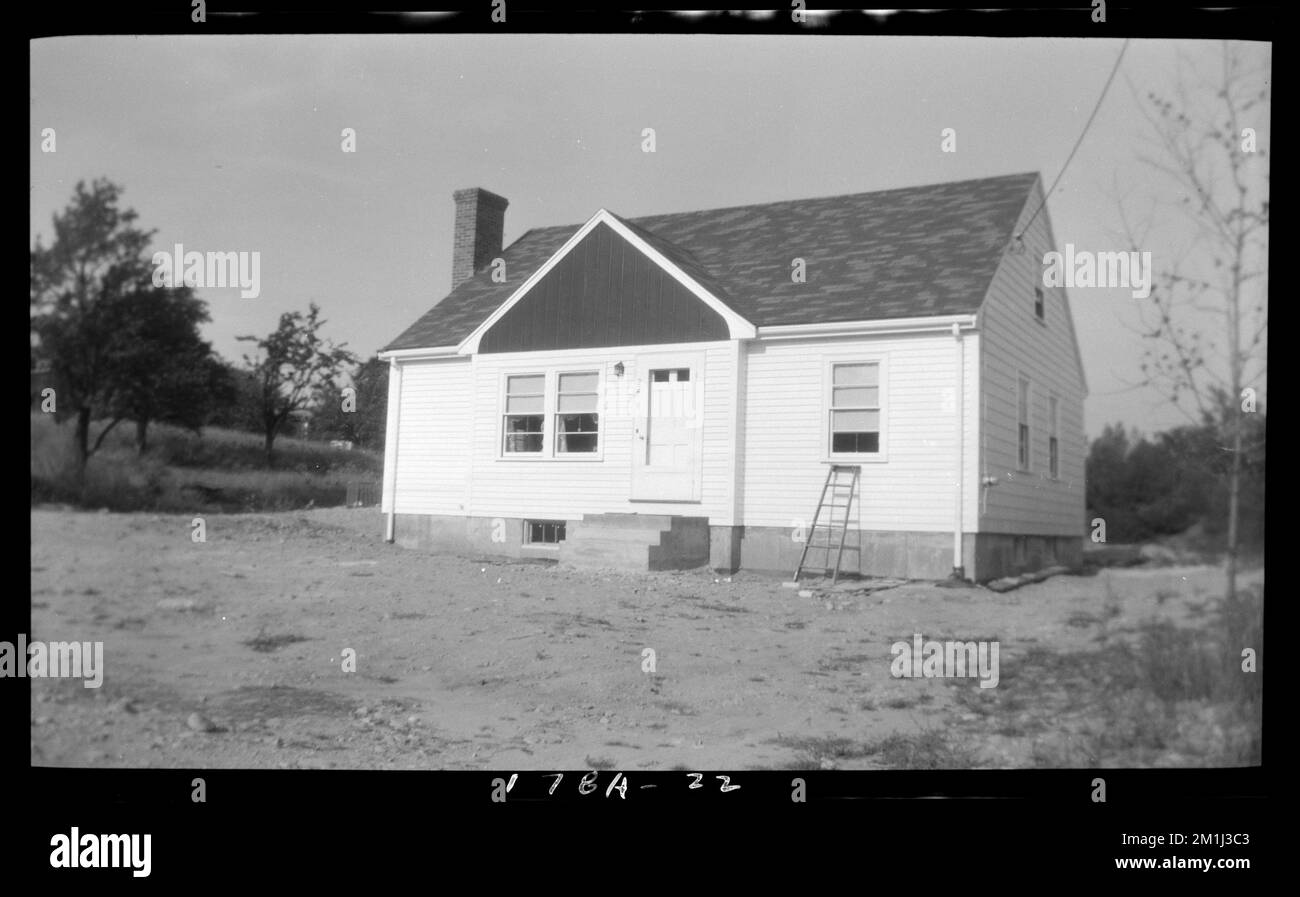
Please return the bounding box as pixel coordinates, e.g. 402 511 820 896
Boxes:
451 187 509 289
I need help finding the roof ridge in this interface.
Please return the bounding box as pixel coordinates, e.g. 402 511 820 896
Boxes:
611 171 1039 230
501 171 1039 252
384 171 1045 352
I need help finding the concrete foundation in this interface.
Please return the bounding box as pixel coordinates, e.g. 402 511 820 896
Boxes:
972 532 1083 581
709 526 743 573
390 514 1082 581
730 526 968 580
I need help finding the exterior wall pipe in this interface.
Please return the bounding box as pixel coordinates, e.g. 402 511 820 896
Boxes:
384 358 403 543
952 321 965 578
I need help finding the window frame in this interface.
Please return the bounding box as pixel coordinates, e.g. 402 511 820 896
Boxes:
497 367 606 461
1048 393 1060 479
523 519 567 546
1017 372 1032 472
553 370 601 456
824 358 886 463
501 372 546 456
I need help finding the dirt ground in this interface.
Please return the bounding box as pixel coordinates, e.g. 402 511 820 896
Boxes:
27 507 1260 770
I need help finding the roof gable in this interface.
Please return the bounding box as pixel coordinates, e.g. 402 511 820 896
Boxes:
477 219 732 353
384 172 1040 352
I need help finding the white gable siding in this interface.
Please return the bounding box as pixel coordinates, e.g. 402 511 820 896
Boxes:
462 342 735 522
740 332 980 533
978 182 1087 535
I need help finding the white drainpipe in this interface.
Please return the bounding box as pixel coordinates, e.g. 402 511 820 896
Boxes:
384 358 402 543
952 322 965 578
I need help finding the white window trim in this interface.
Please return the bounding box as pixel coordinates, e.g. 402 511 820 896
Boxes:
823 357 887 463
552 368 603 459
500 371 546 458
1016 370 1032 473
496 368 606 462
1048 391 1060 480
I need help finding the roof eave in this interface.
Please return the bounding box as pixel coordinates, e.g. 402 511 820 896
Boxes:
756 314 978 340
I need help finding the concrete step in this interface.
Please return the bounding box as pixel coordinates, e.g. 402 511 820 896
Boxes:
565 524 665 545
579 513 678 530
561 514 710 571
559 538 652 569
649 543 709 571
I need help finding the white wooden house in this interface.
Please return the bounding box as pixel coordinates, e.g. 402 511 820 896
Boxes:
378 175 1087 581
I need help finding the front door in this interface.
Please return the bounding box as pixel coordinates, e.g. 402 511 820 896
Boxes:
630 355 703 502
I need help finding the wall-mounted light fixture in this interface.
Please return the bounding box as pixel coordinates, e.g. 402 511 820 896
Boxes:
614 361 625 377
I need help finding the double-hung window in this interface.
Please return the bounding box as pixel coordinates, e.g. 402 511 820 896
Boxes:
556 372 599 454
829 362 881 455
1048 394 1060 478
502 370 601 456
1017 375 1031 470
503 374 545 454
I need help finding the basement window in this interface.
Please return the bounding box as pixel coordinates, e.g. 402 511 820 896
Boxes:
503 374 545 453
525 520 566 545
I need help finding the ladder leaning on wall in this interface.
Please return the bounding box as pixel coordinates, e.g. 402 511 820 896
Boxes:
793 465 861 585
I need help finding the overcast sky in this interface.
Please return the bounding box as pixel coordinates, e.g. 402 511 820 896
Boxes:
30 34 1269 438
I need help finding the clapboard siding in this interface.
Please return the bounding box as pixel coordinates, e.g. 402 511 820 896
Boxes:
387 357 474 514
978 181 1087 535
740 332 981 533
460 341 735 522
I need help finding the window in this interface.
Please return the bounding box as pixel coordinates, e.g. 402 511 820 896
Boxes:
1034 286 1045 321
1017 375 1031 470
556 372 599 453
830 362 880 454
651 368 690 382
503 374 545 453
500 370 604 457
525 520 566 544
1048 395 1059 478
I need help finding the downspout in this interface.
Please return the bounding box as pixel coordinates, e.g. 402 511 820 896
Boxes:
384 358 402 543
952 322 965 579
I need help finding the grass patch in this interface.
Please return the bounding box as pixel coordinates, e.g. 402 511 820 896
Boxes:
774 735 872 768
31 413 381 512
773 726 979 769
946 585 1262 766
216 685 356 720
244 632 311 653
865 727 979 769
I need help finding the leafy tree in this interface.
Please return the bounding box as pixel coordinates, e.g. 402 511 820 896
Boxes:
107 286 222 453
202 360 266 435
1086 414 1265 552
238 303 357 466
312 355 389 450
30 178 206 478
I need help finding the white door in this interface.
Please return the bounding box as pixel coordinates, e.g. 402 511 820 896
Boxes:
630 359 703 502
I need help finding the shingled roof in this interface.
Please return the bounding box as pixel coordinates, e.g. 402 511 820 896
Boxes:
384 171 1039 351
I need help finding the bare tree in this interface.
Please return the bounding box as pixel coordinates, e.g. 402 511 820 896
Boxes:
1117 41 1268 599
239 303 357 466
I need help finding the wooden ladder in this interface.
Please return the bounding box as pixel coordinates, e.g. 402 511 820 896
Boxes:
793 465 861 585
